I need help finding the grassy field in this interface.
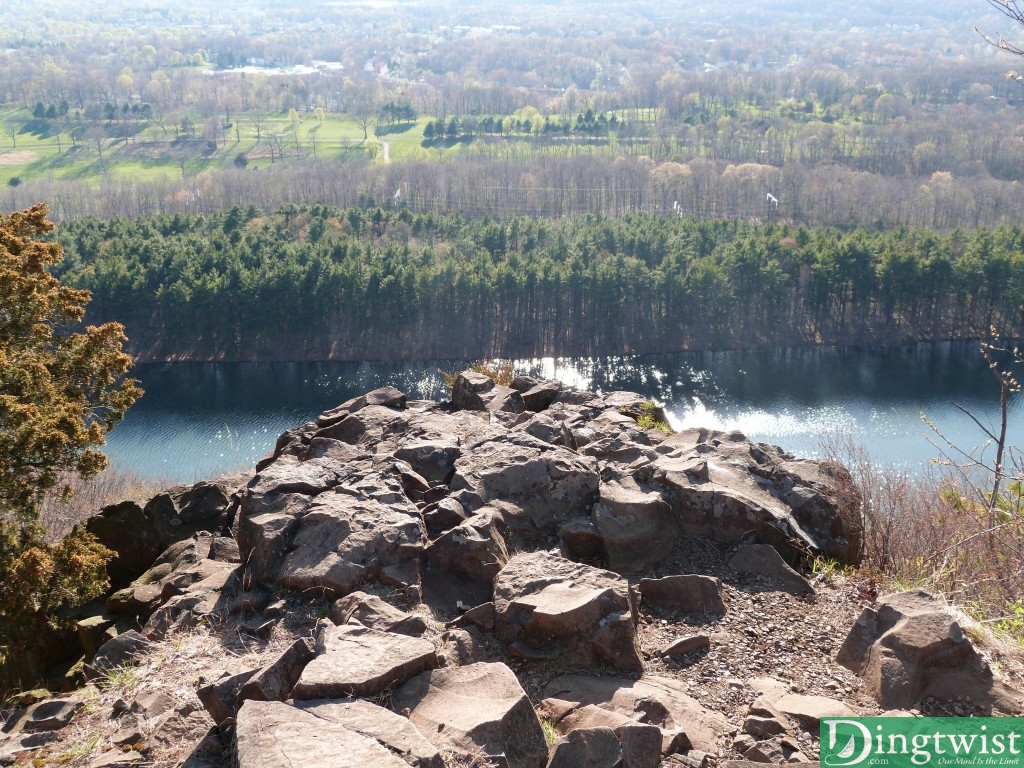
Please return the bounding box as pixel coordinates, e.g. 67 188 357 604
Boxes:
0 109 388 187
0 107 648 188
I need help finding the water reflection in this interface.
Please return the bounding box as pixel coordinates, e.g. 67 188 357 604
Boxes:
105 342 1023 483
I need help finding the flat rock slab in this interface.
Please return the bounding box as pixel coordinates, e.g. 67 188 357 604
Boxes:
544 674 732 754
393 661 548 768
235 700 410 768
494 551 642 674
638 575 726 614
774 693 856 728
293 699 443 768
292 624 437 699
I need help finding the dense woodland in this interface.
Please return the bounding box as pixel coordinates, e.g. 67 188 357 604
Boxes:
3 1 1024 360
53 205 1024 361
4 1 1024 231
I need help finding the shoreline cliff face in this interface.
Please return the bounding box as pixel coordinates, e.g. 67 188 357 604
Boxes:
2 375 1020 768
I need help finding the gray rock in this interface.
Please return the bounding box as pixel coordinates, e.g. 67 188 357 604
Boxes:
661 635 711 658
393 441 461 485
293 699 443 768
236 492 311 584
494 551 642 674
652 428 857 564
741 715 786 738
559 517 605 561
317 387 407 426
197 669 257 726
592 479 678 573
450 436 599 535
6 697 83 734
639 575 726 614
238 638 316 703
727 544 813 595
86 631 152 679
393 662 548 768
328 591 427 636
837 589 1023 713
520 380 562 412
423 496 467 536
246 456 346 498
774 694 856 729
291 624 437 699
235 700 410 768
83 501 163 590
548 726 621 768
130 688 177 719
426 508 509 583
618 723 662 768
276 490 424 598
544 675 732 754
451 370 496 411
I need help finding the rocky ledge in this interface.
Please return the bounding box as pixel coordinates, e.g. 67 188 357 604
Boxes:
2 373 1022 768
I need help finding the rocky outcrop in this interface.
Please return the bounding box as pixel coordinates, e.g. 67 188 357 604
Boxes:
494 551 643 673
14 375 898 768
837 589 1023 713
393 662 549 768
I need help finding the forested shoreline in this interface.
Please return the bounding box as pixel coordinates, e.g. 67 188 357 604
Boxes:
53 204 1024 362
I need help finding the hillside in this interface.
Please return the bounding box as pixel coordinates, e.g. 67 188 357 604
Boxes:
2 374 1022 767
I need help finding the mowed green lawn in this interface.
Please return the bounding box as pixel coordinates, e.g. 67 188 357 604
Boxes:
0 107 641 189
0 110 388 188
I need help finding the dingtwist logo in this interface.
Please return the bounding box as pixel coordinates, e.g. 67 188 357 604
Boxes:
824 719 874 767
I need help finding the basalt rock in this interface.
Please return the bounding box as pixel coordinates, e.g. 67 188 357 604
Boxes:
392 661 549 768
837 589 1023 713
493 551 642 674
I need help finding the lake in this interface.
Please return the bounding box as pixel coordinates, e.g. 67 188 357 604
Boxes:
104 341 1024 484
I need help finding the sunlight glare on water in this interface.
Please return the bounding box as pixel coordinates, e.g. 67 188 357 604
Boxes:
104 343 1024 483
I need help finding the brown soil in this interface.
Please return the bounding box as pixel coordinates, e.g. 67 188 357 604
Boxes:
0 150 37 165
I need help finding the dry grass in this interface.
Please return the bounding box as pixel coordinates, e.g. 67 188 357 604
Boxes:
822 432 1024 641
38 467 167 540
440 361 517 391
16 595 326 768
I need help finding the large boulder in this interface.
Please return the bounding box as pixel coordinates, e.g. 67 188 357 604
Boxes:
638 575 726 615
836 590 1022 713
651 428 857 564
83 501 163 590
591 478 678 573
144 478 238 547
493 551 642 674
392 662 549 768
450 435 599 536
275 490 424 598
425 508 509 583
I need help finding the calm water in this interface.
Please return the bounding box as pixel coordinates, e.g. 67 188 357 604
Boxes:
104 342 1024 484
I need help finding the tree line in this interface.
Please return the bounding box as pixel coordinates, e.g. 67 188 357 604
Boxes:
51 203 1024 362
